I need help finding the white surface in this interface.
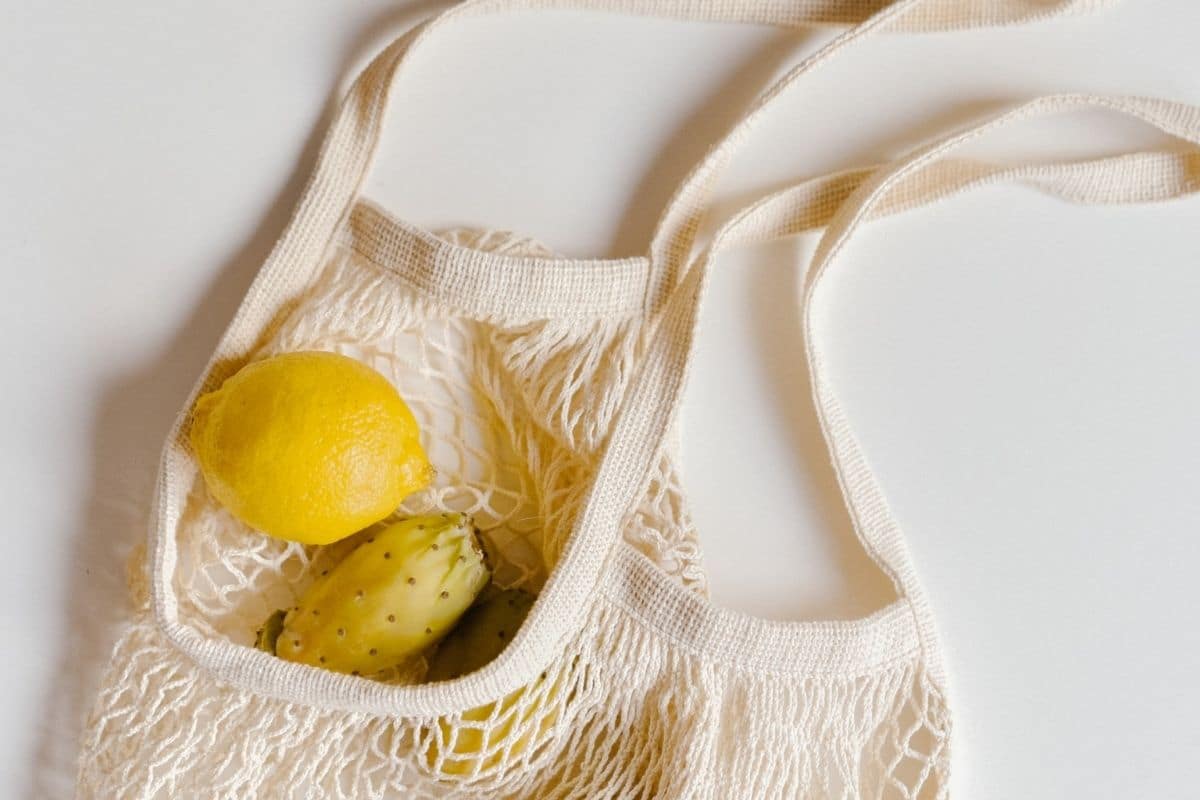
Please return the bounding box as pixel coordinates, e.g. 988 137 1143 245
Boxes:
2 2 1198 797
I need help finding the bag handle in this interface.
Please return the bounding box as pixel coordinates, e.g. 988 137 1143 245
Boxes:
644 0 1121 309
606 94 1200 681
228 0 1117 349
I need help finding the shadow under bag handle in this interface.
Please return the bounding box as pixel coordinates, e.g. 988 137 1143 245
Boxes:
644 0 1124 310
215 0 1115 356
619 94 1200 682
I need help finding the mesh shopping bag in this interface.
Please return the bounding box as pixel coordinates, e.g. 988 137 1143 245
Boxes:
78 1 1200 797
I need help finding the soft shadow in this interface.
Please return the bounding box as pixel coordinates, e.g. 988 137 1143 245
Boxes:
609 27 821 256
697 95 1027 228
332 0 449 87
608 40 1015 259
25 164 320 800
851 95 1025 166
746 237 899 618
733 98 1026 619
20 4 447 793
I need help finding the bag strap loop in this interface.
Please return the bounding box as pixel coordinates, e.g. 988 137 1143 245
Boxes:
611 95 1200 683
222 0 1116 357
645 0 1122 309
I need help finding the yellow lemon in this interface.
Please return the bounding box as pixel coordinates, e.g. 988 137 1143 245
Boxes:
189 351 432 544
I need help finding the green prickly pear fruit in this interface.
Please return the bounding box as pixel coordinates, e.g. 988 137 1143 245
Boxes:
275 513 490 676
255 609 286 655
426 589 535 681
422 589 554 778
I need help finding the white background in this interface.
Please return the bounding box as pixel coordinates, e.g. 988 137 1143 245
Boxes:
3 2 1198 798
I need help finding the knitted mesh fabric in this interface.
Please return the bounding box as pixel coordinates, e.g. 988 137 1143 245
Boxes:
78 218 721 798
76 203 949 798
75 1 1200 798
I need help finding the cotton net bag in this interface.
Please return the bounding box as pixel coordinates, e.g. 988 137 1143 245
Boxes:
77 0 1200 797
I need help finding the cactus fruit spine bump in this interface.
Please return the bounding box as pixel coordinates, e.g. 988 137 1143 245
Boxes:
275 513 489 676
426 589 536 681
